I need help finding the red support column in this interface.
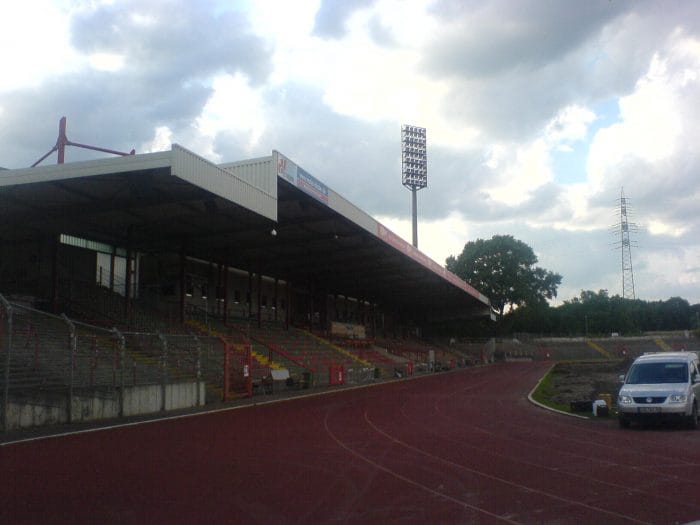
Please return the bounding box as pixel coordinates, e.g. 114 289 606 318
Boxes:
247 269 253 319
308 279 314 334
246 343 253 397
274 277 278 322
223 261 229 326
57 116 67 164
51 235 60 313
109 247 115 292
285 280 291 331
257 270 262 329
124 249 132 326
222 339 230 402
216 263 222 318
179 244 186 326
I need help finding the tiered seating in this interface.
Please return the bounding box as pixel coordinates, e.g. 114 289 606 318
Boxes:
224 320 371 385
374 336 462 371
329 338 401 367
594 336 700 359
448 339 495 363
207 318 320 389
652 335 700 353
533 338 607 361
375 337 428 362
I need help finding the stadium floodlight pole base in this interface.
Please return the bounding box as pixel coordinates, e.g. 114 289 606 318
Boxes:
412 188 418 248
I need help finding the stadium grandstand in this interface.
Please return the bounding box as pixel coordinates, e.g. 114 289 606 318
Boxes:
0 144 494 432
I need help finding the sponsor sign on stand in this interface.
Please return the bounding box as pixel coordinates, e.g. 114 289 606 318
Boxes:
376 222 484 300
276 151 298 185
296 167 329 203
275 151 329 204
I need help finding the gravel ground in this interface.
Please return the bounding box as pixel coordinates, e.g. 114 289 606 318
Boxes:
547 360 631 407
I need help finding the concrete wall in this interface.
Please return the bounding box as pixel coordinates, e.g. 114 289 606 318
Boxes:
6 381 206 431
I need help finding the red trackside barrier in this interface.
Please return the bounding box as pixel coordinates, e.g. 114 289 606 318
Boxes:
329 364 344 386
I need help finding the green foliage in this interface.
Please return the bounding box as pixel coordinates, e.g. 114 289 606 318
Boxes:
504 289 699 335
446 235 562 316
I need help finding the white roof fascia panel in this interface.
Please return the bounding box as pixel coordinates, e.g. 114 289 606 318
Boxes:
218 156 276 199
273 150 489 307
171 144 276 221
0 151 171 187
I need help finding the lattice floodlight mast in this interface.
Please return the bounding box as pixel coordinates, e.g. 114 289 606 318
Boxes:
612 187 637 300
401 125 427 248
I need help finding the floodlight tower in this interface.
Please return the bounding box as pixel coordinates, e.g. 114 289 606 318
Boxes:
612 187 637 299
401 125 427 248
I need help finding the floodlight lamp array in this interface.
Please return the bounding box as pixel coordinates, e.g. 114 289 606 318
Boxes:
401 125 427 190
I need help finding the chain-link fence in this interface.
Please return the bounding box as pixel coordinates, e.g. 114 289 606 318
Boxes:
1 294 452 433
0 295 252 432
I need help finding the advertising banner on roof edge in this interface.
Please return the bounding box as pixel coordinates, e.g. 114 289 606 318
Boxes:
273 150 486 304
274 150 328 204
275 150 297 185
377 222 483 300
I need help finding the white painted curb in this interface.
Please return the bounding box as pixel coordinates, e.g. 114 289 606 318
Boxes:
528 363 589 420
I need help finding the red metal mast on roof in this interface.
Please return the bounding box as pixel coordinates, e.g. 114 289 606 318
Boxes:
31 116 136 167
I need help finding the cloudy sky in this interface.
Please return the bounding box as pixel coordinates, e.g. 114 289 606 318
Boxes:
2 0 699 305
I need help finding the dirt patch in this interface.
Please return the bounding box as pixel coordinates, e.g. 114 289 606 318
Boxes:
547 360 631 406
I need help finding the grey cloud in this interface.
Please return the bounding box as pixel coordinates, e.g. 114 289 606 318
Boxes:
587 151 700 243
425 0 633 79
0 70 212 167
0 1 270 168
312 0 378 39
424 0 700 142
210 84 404 217
70 0 271 85
456 222 633 302
208 83 580 227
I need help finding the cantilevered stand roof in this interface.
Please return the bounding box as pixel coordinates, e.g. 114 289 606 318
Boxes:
0 145 491 321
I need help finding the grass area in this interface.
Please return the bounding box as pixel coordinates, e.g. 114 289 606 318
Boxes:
531 361 624 418
531 365 574 413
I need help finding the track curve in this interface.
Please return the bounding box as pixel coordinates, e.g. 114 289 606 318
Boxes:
2 362 699 524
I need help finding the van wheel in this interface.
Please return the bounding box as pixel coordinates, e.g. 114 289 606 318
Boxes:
687 403 698 430
618 415 630 429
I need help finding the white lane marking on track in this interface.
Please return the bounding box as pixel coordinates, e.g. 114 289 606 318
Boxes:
322 409 523 524
503 363 700 461
444 365 700 487
397 398 700 512
443 364 700 470
363 411 651 525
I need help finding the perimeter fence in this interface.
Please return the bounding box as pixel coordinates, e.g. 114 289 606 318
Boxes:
0 295 253 433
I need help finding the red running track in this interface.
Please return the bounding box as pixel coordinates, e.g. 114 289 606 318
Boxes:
2 362 700 524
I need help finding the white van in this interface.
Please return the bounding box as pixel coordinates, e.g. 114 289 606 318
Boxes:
617 352 700 429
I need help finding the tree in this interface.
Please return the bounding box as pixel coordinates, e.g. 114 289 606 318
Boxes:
446 235 562 317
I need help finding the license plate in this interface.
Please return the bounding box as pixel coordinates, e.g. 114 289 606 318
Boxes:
638 407 661 413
